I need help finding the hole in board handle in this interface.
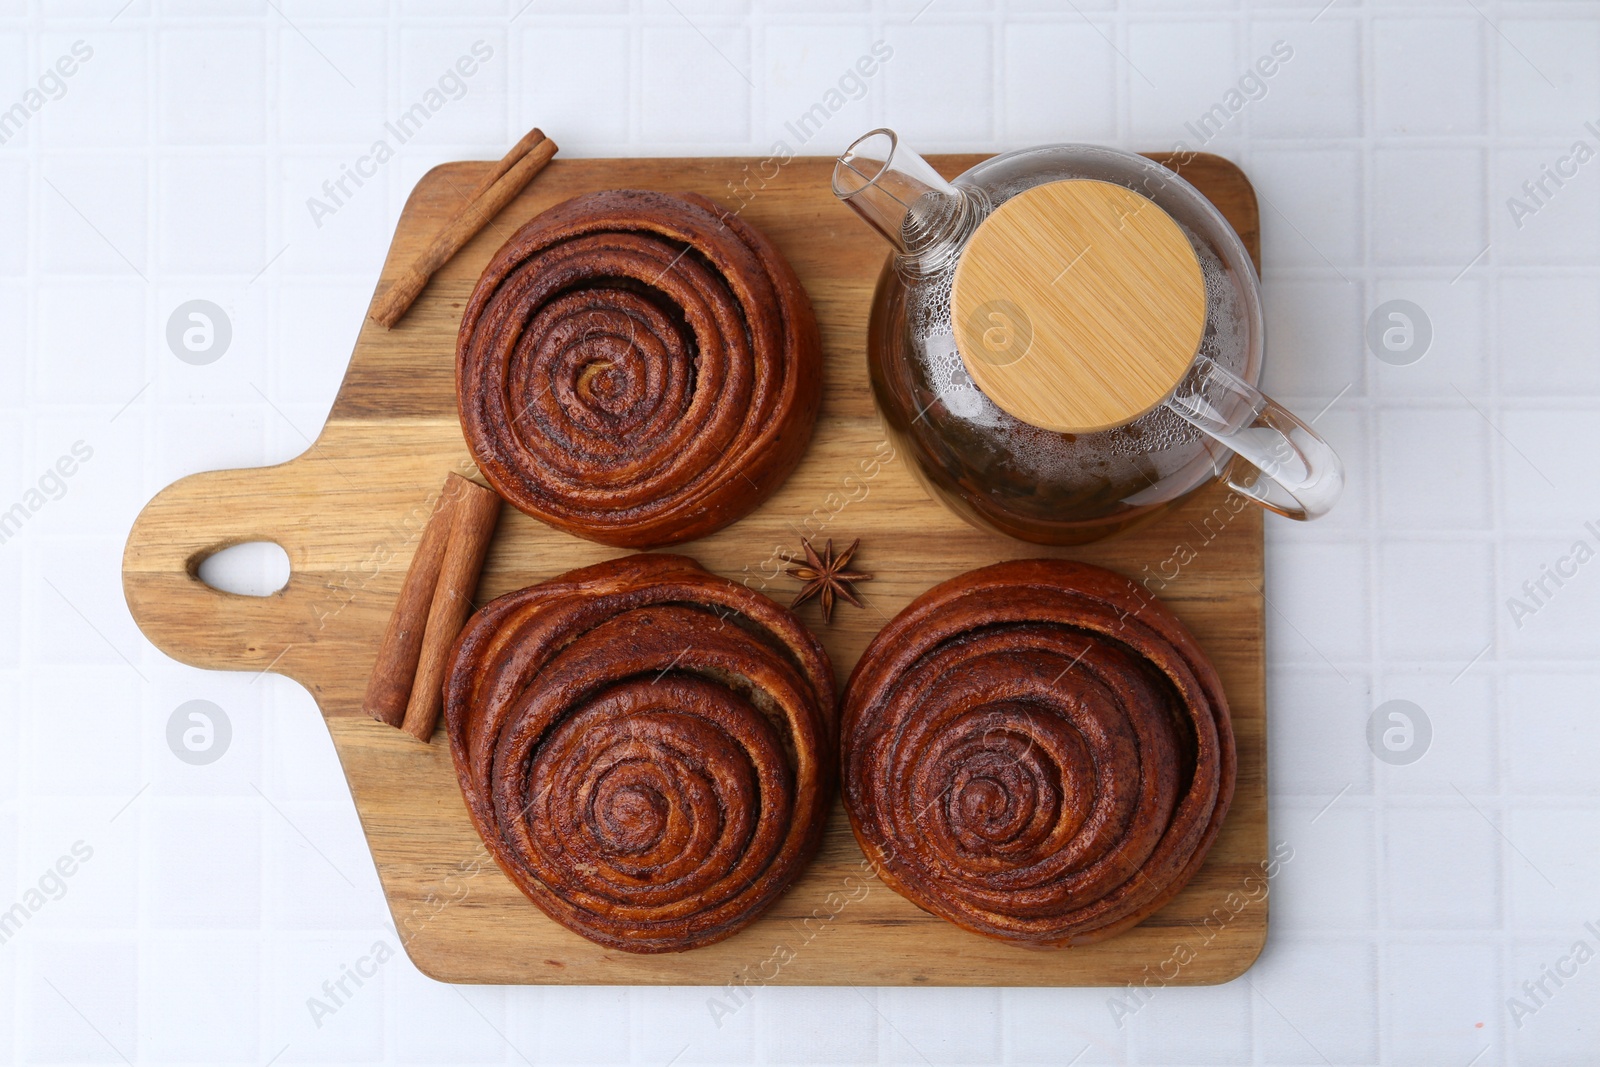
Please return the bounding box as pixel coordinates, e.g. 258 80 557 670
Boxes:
197 541 291 598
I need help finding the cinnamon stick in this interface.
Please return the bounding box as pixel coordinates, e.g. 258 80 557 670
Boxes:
361 477 464 727
400 477 502 742
456 126 550 211
369 128 559 328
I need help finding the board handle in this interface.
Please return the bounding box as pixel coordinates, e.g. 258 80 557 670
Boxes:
122 462 340 684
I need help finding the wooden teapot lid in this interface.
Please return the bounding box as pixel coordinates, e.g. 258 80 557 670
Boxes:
950 179 1207 434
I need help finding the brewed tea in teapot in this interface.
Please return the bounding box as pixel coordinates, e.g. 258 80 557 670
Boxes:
832 129 1342 545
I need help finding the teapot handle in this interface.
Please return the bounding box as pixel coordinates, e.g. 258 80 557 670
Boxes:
1164 355 1344 521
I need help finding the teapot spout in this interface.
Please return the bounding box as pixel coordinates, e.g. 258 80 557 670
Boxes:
833 128 987 272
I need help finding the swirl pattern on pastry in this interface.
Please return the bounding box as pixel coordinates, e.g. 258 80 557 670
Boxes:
456 189 822 548
444 553 837 953
842 559 1234 947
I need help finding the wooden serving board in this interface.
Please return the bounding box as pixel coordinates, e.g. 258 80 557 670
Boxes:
123 152 1268 986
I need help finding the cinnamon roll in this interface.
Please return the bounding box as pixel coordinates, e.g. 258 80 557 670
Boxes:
443 554 837 953
456 189 822 548
842 559 1234 947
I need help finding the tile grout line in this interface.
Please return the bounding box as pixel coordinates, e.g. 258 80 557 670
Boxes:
1360 5 1392 1061
1481 6 1514 1062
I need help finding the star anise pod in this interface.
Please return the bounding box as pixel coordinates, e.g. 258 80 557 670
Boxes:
787 538 873 623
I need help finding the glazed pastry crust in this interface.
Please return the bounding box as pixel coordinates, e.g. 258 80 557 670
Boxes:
456 189 822 548
842 559 1235 947
444 553 837 954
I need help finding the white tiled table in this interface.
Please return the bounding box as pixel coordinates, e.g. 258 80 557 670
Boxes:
3 2 1598 1064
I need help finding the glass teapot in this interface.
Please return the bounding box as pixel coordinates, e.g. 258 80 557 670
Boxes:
832 129 1342 545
